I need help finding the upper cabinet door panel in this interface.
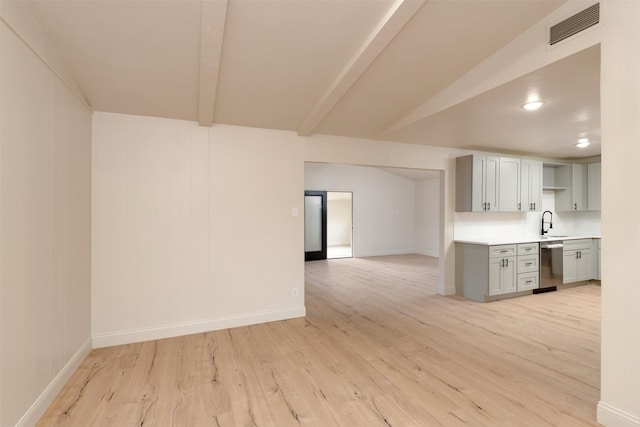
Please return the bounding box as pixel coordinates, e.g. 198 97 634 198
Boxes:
472 156 486 212
528 160 543 211
499 157 520 212
485 156 499 211
588 162 601 211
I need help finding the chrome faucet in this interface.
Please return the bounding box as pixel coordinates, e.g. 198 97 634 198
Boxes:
541 210 553 235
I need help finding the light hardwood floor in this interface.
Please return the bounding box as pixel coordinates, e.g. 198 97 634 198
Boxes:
38 255 601 426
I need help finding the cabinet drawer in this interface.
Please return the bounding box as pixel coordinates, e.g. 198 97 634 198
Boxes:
518 256 539 273
489 245 517 258
517 242 539 256
518 273 539 291
563 239 592 250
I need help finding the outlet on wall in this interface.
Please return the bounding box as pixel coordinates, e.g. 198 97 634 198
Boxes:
292 288 298 298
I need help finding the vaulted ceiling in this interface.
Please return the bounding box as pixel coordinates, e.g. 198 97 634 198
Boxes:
26 0 600 159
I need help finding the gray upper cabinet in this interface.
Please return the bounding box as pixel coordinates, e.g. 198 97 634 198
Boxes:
457 155 542 213
555 164 588 211
499 157 521 212
457 155 599 213
456 154 499 212
520 159 543 212
588 162 601 211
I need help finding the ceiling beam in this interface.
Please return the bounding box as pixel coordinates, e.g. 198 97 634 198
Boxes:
197 0 228 127
379 0 602 139
297 0 425 136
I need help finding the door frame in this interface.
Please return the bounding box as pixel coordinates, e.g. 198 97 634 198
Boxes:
304 191 327 261
326 191 354 259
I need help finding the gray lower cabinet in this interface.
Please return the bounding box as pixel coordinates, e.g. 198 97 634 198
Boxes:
489 248 516 296
517 243 539 291
456 242 540 301
563 239 594 283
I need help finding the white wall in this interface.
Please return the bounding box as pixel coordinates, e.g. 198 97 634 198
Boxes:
454 190 601 242
305 163 417 257
0 17 92 427
92 115 460 346
415 178 440 257
598 2 640 425
92 114 305 347
327 197 352 247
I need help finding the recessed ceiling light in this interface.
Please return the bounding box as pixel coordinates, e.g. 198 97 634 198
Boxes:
522 101 545 111
576 138 590 148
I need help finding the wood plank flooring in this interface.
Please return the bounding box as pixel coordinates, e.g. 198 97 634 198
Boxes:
37 254 601 426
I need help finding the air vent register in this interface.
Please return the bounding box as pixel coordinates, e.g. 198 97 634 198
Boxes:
549 3 600 45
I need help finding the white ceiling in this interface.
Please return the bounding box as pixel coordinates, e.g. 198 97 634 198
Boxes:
384 44 601 159
24 0 601 160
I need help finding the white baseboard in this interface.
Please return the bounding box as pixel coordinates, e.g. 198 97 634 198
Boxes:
92 307 306 348
16 338 92 427
598 401 640 426
355 249 439 258
355 249 416 257
415 248 439 257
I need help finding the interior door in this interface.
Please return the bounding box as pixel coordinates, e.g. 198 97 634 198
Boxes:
304 191 327 261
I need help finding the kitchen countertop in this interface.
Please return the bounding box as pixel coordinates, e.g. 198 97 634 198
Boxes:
454 235 601 246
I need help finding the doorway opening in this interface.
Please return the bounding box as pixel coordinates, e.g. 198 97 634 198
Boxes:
327 192 353 259
304 191 327 261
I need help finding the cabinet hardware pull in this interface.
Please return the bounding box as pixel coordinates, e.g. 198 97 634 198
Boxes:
505 258 509 267
500 250 508 253
529 203 533 210
526 280 533 284
487 202 491 210
574 202 578 210
518 203 521 210
526 262 532 266
533 203 536 210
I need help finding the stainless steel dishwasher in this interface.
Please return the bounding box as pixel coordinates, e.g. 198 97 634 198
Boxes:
537 241 564 293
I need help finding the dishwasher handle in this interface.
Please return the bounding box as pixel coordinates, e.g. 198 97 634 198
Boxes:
541 243 563 249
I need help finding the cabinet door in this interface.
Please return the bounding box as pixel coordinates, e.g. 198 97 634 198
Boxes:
489 258 503 295
529 160 543 211
588 163 601 211
555 164 587 211
499 157 520 212
520 160 530 211
472 156 486 212
485 156 499 211
520 160 542 211
502 257 517 293
572 164 588 211
489 257 516 295
576 249 593 281
563 250 577 283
